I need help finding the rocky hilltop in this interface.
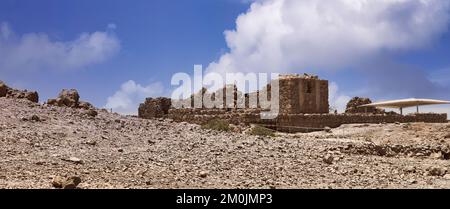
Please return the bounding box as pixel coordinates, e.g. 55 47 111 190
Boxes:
0 81 450 189
0 81 38 103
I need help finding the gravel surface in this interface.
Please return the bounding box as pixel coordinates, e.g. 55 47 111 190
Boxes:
1 97 450 189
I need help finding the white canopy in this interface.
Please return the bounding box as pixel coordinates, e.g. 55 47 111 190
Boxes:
360 98 450 109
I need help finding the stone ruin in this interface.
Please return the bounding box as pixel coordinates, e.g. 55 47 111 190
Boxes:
137 74 447 132
139 97 172 119
138 74 329 119
0 80 39 103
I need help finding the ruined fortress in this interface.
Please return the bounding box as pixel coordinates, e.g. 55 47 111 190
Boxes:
138 74 447 132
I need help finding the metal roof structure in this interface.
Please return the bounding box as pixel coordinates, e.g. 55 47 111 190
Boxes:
360 98 450 115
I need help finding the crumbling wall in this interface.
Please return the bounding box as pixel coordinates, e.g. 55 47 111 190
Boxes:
168 109 448 132
139 74 329 119
278 74 328 114
138 74 447 133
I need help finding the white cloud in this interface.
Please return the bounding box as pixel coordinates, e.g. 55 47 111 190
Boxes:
429 68 450 87
329 82 351 113
0 22 120 72
207 0 450 74
107 23 117 30
105 80 165 115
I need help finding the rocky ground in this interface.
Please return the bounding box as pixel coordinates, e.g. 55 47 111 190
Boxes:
1 97 450 189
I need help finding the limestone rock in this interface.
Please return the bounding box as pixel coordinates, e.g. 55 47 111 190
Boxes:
31 115 40 122
0 81 38 103
85 109 98 117
52 176 81 189
0 81 7 97
78 101 94 110
24 91 39 103
199 171 209 178
323 154 334 164
63 157 83 164
57 89 80 107
428 167 446 177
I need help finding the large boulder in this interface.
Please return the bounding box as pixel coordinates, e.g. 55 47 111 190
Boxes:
58 89 80 107
345 97 383 114
0 81 7 97
47 89 96 116
78 101 94 110
0 81 38 103
48 89 80 107
24 91 39 103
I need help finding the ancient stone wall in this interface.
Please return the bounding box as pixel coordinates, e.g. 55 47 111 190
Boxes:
168 108 447 132
139 74 447 133
277 74 328 114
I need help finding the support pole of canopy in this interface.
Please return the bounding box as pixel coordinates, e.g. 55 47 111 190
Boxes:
417 105 419 113
400 107 403 115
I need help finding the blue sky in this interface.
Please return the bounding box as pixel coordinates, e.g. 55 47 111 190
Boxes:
1 0 450 115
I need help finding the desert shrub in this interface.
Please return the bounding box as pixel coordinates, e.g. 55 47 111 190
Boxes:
249 125 275 137
201 119 230 132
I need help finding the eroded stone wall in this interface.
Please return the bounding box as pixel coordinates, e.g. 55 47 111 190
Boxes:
138 74 447 132
168 108 447 132
278 75 328 114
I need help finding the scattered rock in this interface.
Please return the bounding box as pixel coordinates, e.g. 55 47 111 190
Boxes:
0 82 8 97
86 109 98 117
30 115 40 122
323 155 334 164
445 133 450 139
428 167 446 177
19 138 30 144
57 89 80 107
430 152 444 160
323 127 332 133
51 176 65 188
52 176 81 189
0 81 39 102
199 171 209 178
118 149 124 153
403 166 416 173
24 91 39 103
444 174 450 180
86 141 97 146
63 157 83 164
408 179 418 185
63 176 82 189
78 101 94 110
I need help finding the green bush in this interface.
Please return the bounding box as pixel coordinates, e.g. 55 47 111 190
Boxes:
201 119 230 132
249 125 275 137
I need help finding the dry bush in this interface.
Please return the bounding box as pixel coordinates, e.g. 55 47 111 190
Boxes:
201 119 230 132
249 125 275 137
